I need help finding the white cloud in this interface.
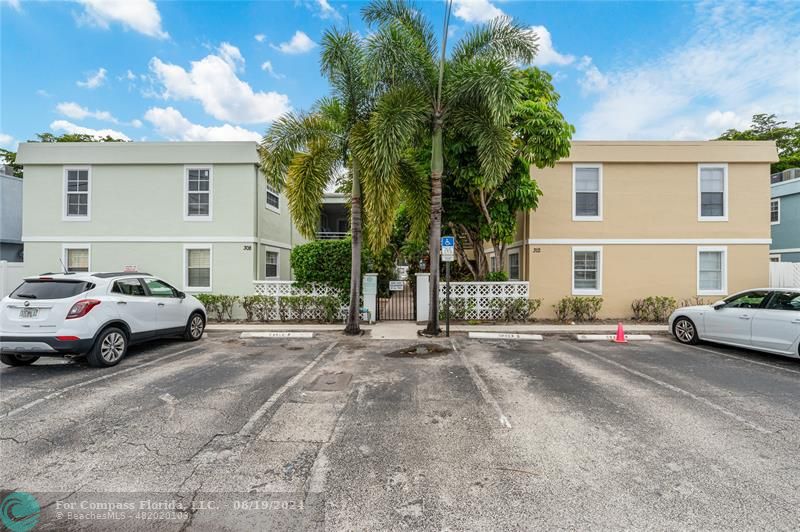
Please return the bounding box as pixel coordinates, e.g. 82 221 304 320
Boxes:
0 133 16 149
254 34 266 43
149 43 291 124
131 119 143 128
77 67 107 89
452 0 504 23
124 69 136 81
76 0 168 39
36 89 52 98
3 0 21 12
530 26 574 67
49 120 131 141
271 31 317 54
315 0 340 20
575 56 608 94
578 2 800 140
56 101 118 123
261 61 285 80
144 106 262 141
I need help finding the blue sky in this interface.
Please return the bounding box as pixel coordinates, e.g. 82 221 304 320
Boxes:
1 0 798 150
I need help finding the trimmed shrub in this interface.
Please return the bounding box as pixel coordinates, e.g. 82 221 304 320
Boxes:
316 295 341 323
439 298 477 321
632 296 677 322
291 239 352 298
553 297 571 322
485 271 509 282
553 296 604 322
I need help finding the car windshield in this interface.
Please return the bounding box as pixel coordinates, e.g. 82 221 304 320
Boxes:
9 280 94 300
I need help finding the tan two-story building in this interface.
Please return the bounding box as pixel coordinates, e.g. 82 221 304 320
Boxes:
490 141 778 319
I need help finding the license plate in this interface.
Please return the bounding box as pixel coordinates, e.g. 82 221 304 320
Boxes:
19 308 39 319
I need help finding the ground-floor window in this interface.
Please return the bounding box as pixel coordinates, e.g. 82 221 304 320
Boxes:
185 245 212 291
508 250 520 280
265 250 279 279
572 246 602 295
64 245 90 272
697 246 727 295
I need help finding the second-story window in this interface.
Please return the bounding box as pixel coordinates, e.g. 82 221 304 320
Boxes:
770 198 780 224
573 164 602 220
185 167 212 220
266 183 280 211
64 167 90 220
698 164 727 220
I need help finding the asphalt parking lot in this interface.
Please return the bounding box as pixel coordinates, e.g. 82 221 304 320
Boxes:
1 332 799 530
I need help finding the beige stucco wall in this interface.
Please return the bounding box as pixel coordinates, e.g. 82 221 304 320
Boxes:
530 244 770 319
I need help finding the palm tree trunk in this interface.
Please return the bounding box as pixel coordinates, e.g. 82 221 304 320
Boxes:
424 122 443 335
344 161 362 335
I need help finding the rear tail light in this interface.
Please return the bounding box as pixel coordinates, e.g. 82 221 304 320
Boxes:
56 336 80 341
66 299 101 319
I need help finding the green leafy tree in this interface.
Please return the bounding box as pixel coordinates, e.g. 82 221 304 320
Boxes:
362 0 538 334
716 114 800 173
445 67 574 277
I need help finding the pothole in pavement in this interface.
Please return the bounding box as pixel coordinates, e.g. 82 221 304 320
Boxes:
385 344 451 358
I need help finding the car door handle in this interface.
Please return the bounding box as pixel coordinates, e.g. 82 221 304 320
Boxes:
117 301 127 305
157 303 165 307
739 315 751 319
793 319 800 324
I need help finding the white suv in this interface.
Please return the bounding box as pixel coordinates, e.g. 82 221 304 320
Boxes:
0 272 207 368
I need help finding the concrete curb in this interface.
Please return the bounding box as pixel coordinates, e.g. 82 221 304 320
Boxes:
240 331 315 339
576 334 653 342
469 332 543 340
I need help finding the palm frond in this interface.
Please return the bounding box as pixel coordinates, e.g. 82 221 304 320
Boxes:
451 106 515 186
362 0 437 59
320 28 371 124
397 155 430 243
451 17 538 65
444 57 522 124
284 138 340 238
365 22 437 94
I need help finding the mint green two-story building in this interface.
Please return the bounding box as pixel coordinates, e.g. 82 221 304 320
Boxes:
16 142 304 296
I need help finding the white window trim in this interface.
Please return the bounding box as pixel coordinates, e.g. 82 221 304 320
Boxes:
264 247 280 280
697 163 728 222
770 198 780 225
62 166 91 221
697 245 727 296
183 244 212 292
571 246 603 296
572 163 603 222
183 165 213 222
508 250 521 281
62 243 91 272
265 184 281 214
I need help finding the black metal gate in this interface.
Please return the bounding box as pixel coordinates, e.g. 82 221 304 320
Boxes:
376 278 416 321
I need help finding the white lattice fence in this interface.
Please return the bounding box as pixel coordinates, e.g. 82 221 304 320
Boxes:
438 281 529 320
253 281 344 321
770 262 800 288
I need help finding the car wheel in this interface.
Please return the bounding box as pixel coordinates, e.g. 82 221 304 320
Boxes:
184 312 205 341
87 327 128 368
673 317 699 345
0 354 40 367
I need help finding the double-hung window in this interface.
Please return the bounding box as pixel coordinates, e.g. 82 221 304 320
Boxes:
572 247 602 295
185 166 212 220
508 251 520 280
64 246 90 272
697 246 727 295
698 164 727 221
185 246 212 291
573 164 602 220
266 183 280 212
770 198 780 224
265 250 279 279
64 167 90 220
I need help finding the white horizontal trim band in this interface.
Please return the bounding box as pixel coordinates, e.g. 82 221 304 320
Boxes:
526 238 771 245
23 235 289 248
770 248 800 253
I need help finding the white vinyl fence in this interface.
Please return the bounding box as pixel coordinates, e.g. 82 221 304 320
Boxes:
769 262 800 288
0 261 25 298
252 281 343 321
438 281 529 320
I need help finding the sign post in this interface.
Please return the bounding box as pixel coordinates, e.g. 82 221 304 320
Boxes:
441 236 455 337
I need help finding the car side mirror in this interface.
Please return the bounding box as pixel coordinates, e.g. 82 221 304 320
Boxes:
177 291 186 300
712 300 726 310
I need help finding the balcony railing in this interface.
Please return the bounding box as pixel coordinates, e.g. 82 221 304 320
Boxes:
771 168 800 184
316 231 350 240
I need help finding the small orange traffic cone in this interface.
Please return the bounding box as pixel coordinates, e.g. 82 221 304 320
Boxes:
612 322 627 343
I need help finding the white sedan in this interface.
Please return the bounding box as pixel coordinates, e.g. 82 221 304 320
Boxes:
669 288 800 358
0 271 207 368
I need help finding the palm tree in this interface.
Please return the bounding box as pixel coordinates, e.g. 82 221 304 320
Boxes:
260 29 372 335
362 0 538 335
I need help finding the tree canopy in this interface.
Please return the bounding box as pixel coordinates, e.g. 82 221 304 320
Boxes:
716 114 800 173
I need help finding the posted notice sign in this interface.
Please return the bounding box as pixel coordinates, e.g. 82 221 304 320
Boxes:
441 236 455 262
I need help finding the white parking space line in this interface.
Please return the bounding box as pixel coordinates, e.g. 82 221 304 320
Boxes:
683 344 800 376
237 341 338 436
561 342 771 435
451 339 512 429
1 345 203 419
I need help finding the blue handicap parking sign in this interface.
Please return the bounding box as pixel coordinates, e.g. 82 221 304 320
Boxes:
441 236 455 248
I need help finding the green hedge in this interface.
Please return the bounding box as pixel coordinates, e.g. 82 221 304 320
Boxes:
291 239 352 297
